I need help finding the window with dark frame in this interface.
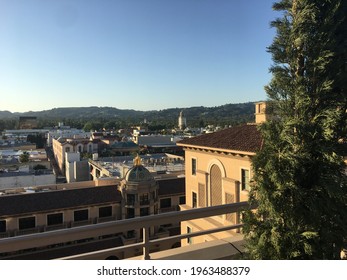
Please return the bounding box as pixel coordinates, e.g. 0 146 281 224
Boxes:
140 193 149 205
192 191 197 208
160 198 171 209
0 220 6 232
241 169 250 191
127 194 136 206
18 217 36 230
99 206 112 218
47 213 63 226
74 209 89 222
127 208 135 219
191 158 196 175
187 226 192 244
140 207 149 216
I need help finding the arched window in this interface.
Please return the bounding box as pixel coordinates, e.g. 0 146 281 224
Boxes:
210 164 222 206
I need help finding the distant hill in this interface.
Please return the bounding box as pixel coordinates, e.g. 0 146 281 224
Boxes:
0 102 258 127
142 102 256 126
0 107 141 119
30 107 141 119
0 111 15 119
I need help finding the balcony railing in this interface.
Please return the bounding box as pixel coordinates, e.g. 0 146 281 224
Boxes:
159 205 180 213
0 217 119 239
0 201 254 260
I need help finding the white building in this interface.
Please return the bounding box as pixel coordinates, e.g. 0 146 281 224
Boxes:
65 152 90 183
0 170 56 191
47 129 91 147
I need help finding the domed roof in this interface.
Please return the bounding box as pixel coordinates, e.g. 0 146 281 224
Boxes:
124 155 153 182
125 165 153 182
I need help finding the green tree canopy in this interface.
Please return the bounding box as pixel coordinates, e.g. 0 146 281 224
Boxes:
19 151 30 163
244 0 347 259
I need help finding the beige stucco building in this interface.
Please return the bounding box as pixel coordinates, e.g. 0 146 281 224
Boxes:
52 137 98 174
0 160 185 259
177 102 266 246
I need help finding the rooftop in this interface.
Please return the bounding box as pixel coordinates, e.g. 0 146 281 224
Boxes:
0 170 53 178
90 153 185 178
177 124 263 153
0 186 121 217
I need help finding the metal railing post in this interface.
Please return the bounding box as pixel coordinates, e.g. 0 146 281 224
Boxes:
142 227 151 260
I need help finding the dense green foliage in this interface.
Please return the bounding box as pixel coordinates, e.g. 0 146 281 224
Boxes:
244 0 347 259
19 151 30 163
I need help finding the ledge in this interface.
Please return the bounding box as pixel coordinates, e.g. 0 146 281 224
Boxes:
128 235 245 260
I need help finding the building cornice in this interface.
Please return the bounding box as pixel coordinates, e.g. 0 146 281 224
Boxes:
177 143 255 157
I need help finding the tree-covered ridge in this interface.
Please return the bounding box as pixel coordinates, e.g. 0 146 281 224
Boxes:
0 102 256 130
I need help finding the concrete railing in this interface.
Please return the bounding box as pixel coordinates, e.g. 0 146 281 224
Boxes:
0 201 254 259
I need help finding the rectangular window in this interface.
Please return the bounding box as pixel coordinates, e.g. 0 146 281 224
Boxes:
191 158 197 175
241 169 250 191
47 213 63 226
0 220 6 232
160 198 171 208
74 209 89 222
192 191 197 208
127 208 135 219
99 206 112 218
19 217 36 230
187 226 192 244
179 196 186 205
140 193 149 205
140 207 149 217
126 194 136 206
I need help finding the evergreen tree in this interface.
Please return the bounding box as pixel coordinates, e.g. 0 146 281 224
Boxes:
243 0 347 259
19 151 30 163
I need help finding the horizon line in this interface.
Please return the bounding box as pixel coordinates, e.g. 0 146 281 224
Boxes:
1 100 263 115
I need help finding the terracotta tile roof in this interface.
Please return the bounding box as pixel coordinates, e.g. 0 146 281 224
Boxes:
0 186 122 217
177 124 263 153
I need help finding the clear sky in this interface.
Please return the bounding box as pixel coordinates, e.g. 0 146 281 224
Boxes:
0 0 278 112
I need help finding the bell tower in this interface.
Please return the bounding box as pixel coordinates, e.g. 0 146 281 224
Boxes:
255 101 269 123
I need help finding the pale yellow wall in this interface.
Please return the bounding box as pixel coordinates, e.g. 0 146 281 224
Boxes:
5 217 18 231
182 148 254 246
184 149 252 208
255 101 269 124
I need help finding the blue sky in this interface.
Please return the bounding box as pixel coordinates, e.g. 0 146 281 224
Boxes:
0 0 277 112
